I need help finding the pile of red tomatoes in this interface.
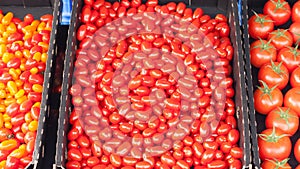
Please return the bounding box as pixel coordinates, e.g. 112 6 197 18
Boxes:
67 0 243 168
249 0 300 168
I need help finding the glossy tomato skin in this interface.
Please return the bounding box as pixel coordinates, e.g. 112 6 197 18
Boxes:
277 47 300 73
291 67 300 87
250 40 277 68
263 0 291 26
295 139 300 163
289 22 300 44
257 61 289 90
261 159 291 169
254 82 283 115
258 128 291 161
284 87 300 117
297 165 300 169
267 29 293 50
248 13 274 39
292 1 300 22
265 107 299 135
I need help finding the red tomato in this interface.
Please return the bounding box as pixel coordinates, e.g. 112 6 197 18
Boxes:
297 165 300 169
0 128 14 142
284 87 300 116
289 22 300 44
295 139 300 163
250 39 277 68
261 158 291 169
257 61 289 90
254 81 283 115
248 12 274 39
265 107 299 135
277 46 300 73
263 0 291 26
258 128 291 161
268 29 293 50
292 1 300 22
290 66 300 87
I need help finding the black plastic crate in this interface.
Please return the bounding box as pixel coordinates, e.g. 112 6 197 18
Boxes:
0 0 61 168
55 0 251 168
242 0 300 168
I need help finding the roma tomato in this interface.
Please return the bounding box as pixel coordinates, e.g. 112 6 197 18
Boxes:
261 158 291 169
267 29 293 50
295 139 300 163
248 12 274 39
257 61 289 90
277 46 300 73
254 81 283 115
290 66 300 87
250 39 277 68
258 128 291 161
265 107 299 135
263 0 291 26
284 87 300 116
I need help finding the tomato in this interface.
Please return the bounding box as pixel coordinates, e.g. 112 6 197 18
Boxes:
254 81 283 115
284 87 300 116
292 1 300 22
277 46 300 73
265 107 299 135
0 128 14 142
267 29 293 50
263 0 291 26
257 61 289 90
289 22 300 44
261 158 291 169
250 39 277 68
291 66 300 87
295 139 300 162
296 165 300 169
258 128 291 161
248 12 274 39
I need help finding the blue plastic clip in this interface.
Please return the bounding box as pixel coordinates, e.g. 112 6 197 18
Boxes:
60 0 72 25
238 0 242 26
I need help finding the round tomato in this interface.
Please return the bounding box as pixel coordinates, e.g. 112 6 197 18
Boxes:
277 46 300 73
254 81 283 115
250 39 277 68
295 139 300 163
290 66 300 87
248 12 274 39
263 0 291 26
268 29 293 50
257 61 289 90
284 87 300 116
289 22 300 44
258 128 291 161
297 165 300 169
261 158 291 169
265 107 299 135
292 1 300 23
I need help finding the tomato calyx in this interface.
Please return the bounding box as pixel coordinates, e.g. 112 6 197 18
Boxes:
286 45 300 60
271 0 289 12
269 29 290 41
257 80 278 100
252 11 273 26
270 60 285 75
265 158 290 169
275 107 297 129
259 127 290 142
253 39 275 52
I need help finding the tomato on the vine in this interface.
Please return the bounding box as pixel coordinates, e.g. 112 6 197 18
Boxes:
284 87 300 117
263 0 291 26
261 158 291 169
258 128 291 161
250 39 277 68
268 29 293 50
265 107 299 135
248 12 274 39
254 81 283 115
257 61 289 90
